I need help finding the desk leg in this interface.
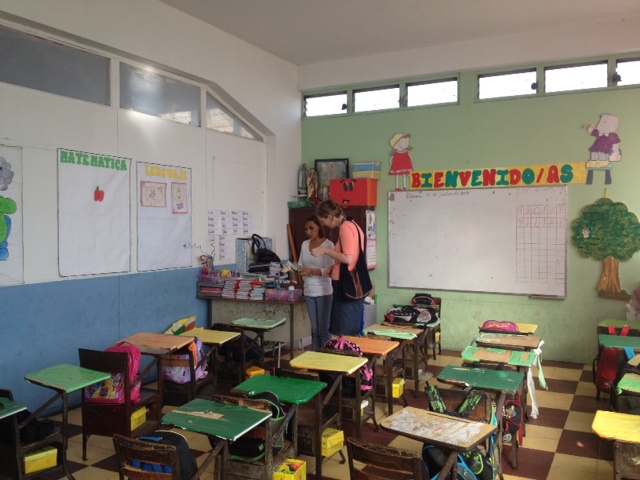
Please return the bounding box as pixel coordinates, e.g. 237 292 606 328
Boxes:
289 303 296 359
60 392 75 480
314 393 324 480
439 450 458 479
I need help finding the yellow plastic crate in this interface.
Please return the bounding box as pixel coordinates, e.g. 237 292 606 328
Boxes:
131 407 146 431
321 428 344 457
24 446 57 474
393 377 405 398
246 366 266 378
273 458 306 480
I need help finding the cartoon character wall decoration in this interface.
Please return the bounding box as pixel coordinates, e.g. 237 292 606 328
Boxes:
585 113 621 185
0 156 16 261
389 133 414 190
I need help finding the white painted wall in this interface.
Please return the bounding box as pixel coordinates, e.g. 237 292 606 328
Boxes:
0 0 301 282
299 15 640 91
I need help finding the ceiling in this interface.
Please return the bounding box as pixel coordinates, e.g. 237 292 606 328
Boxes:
158 0 640 66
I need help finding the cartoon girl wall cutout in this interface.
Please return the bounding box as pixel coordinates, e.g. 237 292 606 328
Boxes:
389 133 414 190
585 113 621 185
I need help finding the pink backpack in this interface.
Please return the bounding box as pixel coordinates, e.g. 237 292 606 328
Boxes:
162 338 208 384
481 320 519 333
84 341 142 404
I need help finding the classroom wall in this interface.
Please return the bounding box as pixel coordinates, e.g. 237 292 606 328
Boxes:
302 71 640 364
0 0 301 411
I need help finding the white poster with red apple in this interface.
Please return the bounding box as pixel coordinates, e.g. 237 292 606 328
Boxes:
58 148 131 276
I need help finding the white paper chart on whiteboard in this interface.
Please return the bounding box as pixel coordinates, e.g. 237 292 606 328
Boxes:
388 186 567 296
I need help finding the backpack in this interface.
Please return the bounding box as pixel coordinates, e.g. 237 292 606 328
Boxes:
162 337 208 384
209 391 287 461
84 341 142 404
135 430 198 480
481 320 519 334
322 337 374 393
594 325 630 394
385 305 438 328
501 397 523 446
412 293 436 307
211 323 264 379
424 386 496 480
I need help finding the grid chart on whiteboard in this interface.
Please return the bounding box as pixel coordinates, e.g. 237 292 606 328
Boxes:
515 203 566 284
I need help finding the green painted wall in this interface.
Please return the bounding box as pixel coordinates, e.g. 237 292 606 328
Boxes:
301 70 640 363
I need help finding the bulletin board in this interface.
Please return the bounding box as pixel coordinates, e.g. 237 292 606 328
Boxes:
388 186 567 297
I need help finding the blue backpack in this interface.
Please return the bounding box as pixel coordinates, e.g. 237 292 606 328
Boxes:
134 431 197 480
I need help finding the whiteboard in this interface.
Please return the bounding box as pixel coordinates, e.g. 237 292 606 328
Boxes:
388 187 567 296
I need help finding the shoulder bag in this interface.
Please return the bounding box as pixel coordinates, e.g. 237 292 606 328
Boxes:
337 219 373 300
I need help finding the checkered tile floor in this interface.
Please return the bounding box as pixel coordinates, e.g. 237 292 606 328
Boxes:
2 349 617 480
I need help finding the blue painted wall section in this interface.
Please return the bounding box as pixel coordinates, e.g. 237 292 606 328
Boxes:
0 268 207 413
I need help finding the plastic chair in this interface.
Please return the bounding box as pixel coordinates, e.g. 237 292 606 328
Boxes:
78 348 161 460
346 437 424 480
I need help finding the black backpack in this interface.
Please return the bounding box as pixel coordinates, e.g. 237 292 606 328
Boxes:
423 386 496 480
501 397 523 445
385 305 438 328
136 430 198 480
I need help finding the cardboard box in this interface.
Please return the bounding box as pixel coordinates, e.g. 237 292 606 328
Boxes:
329 179 377 207
273 458 306 480
235 237 273 273
392 377 405 398
24 446 57 474
353 161 381 173
131 407 147 431
353 170 381 179
321 428 344 457
246 366 266 378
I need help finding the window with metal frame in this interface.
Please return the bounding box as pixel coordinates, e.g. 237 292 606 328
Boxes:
304 92 347 117
206 93 262 140
544 62 608 93
615 59 640 86
478 70 537 100
354 86 399 113
407 78 458 107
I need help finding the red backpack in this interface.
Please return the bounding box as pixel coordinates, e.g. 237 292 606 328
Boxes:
593 325 630 394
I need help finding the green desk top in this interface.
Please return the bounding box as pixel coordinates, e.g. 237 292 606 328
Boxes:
599 319 640 331
598 334 640 350
231 317 287 329
25 364 111 393
461 346 536 368
162 398 271 441
233 375 326 405
437 365 524 394
0 398 27 420
617 373 640 394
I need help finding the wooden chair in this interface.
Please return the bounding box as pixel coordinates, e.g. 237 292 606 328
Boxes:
317 347 379 439
426 296 442 360
78 348 161 460
0 388 69 479
346 437 424 480
212 394 297 480
161 340 216 406
112 433 182 480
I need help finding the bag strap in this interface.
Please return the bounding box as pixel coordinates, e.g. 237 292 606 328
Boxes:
251 234 265 254
347 219 365 255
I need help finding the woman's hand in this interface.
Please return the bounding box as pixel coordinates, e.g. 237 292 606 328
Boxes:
299 267 313 277
311 246 327 257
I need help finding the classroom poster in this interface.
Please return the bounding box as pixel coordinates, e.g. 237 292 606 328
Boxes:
0 145 23 286
137 162 192 271
58 148 131 276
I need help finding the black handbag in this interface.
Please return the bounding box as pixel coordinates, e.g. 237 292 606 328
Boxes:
251 234 280 264
337 219 373 300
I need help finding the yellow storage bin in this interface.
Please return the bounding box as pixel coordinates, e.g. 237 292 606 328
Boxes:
393 377 405 398
24 446 57 474
273 458 306 480
321 428 344 457
246 366 266 378
131 407 147 431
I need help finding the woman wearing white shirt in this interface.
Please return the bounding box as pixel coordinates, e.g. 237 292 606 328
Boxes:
298 216 335 350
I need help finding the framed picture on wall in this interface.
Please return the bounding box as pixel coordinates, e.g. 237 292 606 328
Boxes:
315 158 349 199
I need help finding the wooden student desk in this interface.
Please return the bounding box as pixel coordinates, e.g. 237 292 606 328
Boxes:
121 332 194 405
474 333 542 351
479 323 538 335
381 407 496 480
231 317 287 374
0 398 27 420
162 397 273 480
592 410 640 480
232 374 328 479
343 335 403 415
617 373 640 396
598 319 640 337
438 365 525 474
289 350 367 438
25 364 111 480
364 323 429 398
461 346 537 372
